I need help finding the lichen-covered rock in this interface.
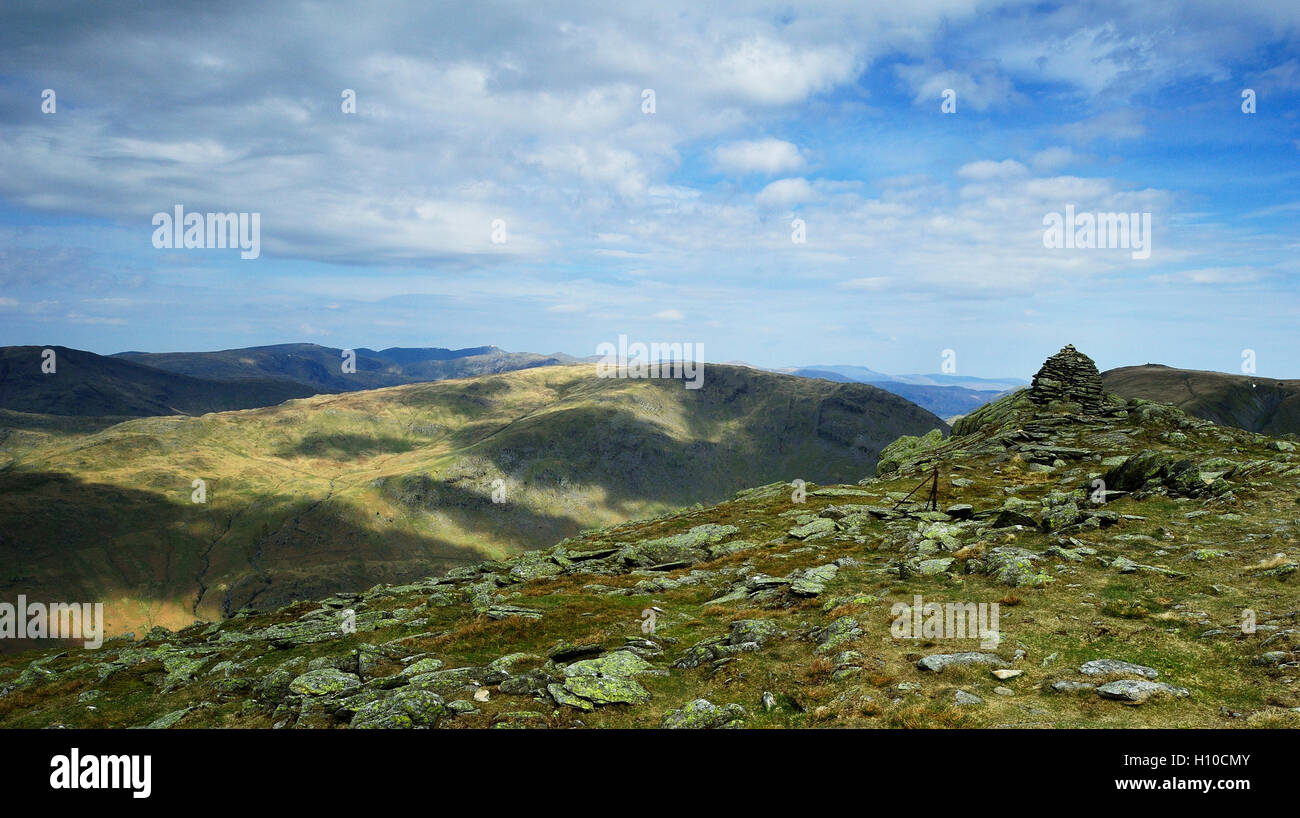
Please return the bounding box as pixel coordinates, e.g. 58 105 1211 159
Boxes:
982 547 1053 587
289 668 361 697
661 698 746 728
350 689 446 728
1080 659 1159 679
876 428 945 475
814 616 864 653
790 563 838 595
917 652 1007 672
561 674 650 705
1096 680 1190 705
547 683 595 711
788 518 838 540
562 650 654 678
616 524 740 567
728 619 786 647
1104 450 1208 497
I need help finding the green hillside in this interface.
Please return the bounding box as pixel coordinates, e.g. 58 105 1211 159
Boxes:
0 363 944 639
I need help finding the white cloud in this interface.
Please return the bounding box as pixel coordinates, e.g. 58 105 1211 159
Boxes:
895 61 1021 112
654 309 685 320
840 277 890 291
713 139 805 175
1057 110 1147 144
956 159 1028 181
756 177 817 207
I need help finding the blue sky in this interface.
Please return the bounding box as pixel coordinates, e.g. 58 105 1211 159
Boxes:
1 0 1297 379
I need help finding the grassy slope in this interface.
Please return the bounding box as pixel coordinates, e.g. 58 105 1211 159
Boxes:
0 363 944 637
0 387 1295 729
1103 364 1300 436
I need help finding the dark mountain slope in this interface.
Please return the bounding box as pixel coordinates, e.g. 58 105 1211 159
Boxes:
1102 364 1300 436
0 346 312 417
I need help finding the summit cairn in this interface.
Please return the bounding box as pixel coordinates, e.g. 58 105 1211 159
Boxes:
1028 344 1105 411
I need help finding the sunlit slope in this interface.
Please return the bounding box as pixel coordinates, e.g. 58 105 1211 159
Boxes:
0 364 944 635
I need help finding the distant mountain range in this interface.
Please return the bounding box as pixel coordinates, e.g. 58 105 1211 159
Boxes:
792 365 1026 392
783 365 1026 419
114 343 579 395
0 344 579 417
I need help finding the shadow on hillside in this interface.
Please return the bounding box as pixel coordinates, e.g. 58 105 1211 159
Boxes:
274 432 419 458
0 469 537 636
447 371 936 511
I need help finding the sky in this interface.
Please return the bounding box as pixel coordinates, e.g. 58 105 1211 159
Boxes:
0 0 1297 379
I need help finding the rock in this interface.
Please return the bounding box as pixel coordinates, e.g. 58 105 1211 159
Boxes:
788 518 839 540
547 642 604 662
982 547 1053 587
1104 450 1207 498
953 689 984 706
992 669 1023 680
661 698 747 728
917 652 1007 672
761 691 778 712
729 619 786 647
562 651 654 679
560 650 656 706
876 428 945 475
483 604 543 620
548 683 595 711
814 616 865 653
918 557 955 575
350 689 446 728
945 504 974 519
139 707 194 729
400 658 445 676
616 524 739 567
1097 680 1190 705
289 668 362 697
562 675 650 705
1080 659 1159 679
790 563 838 595
406 667 485 698
993 686 1015 696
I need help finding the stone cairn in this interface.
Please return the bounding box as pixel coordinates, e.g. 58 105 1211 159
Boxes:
1028 344 1105 411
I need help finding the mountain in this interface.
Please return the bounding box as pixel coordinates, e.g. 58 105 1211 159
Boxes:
789 366 1021 419
0 363 945 639
1101 364 1300 437
801 365 1025 392
3 345 1296 729
114 343 579 395
0 345 314 417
